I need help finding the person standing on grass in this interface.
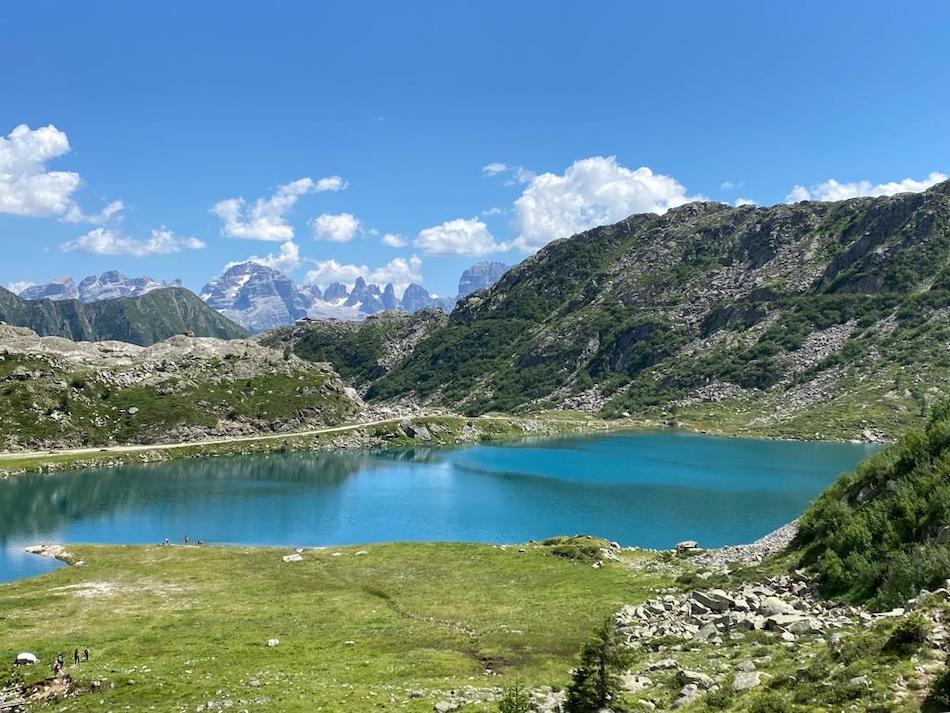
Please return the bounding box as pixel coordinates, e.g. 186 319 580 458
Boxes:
73 648 80 665
83 647 90 662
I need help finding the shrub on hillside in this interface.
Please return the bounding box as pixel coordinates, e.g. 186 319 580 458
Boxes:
795 402 950 609
498 680 531 713
883 615 930 656
925 665 950 712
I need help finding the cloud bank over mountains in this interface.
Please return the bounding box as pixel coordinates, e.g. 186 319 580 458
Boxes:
3 122 946 295
785 172 948 203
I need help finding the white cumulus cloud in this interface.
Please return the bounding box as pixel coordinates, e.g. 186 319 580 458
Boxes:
512 156 699 251
785 172 947 203
0 123 80 218
60 227 206 257
312 212 360 242
305 255 423 295
0 123 124 224
233 241 301 273
734 197 756 207
381 233 407 247
211 176 346 241
414 217 504 256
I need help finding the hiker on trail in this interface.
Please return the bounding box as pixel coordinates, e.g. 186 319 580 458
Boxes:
83 647 90 662
184 535 189 544
57 653 64 667
53 659 61 676
73 648 80 664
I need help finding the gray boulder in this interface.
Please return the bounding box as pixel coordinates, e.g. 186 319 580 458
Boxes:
692 589 732 612
757 596 795 616
677 670 714 689
732 670 762 691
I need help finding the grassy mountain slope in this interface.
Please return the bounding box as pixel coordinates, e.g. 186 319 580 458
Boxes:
369 182 950 439
259 309 447 389
0 286 247 345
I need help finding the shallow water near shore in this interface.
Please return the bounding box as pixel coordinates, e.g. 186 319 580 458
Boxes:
0 430 878 583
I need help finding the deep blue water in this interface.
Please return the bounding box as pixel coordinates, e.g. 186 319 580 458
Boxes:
0 431 878 583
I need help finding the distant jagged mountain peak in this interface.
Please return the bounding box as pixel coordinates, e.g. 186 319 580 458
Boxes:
199 261 310 333
19 276 78 301
198 259 506 332
77 270 181 302
19 271 181 304
458 261 509 297
323 282 348 302
10 259 510 336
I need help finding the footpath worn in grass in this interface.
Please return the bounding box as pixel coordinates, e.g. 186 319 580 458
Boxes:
0 411 642 478
1 543 668 712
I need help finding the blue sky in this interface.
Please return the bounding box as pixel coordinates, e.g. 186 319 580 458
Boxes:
2 2 948 297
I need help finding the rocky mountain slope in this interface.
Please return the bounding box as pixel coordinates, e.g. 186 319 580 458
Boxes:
0 324 363 451
199 262 313 332
260 309 448 391
0 286 247 346
17 270 182 302
366 182 950 440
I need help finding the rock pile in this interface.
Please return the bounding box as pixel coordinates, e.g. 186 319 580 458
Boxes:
690 520 798 571
24 544 73 562
616 574 860 649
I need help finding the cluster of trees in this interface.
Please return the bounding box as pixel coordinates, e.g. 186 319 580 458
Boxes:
796 402 950 608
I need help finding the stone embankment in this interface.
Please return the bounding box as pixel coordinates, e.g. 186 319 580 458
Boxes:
691 520 799 571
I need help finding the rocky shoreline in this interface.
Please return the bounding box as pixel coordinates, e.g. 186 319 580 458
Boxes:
690 519 800 572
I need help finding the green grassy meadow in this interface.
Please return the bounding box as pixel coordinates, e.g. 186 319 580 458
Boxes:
1 543 669 712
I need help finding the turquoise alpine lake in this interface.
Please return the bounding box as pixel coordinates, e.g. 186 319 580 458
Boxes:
0 431 878 582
